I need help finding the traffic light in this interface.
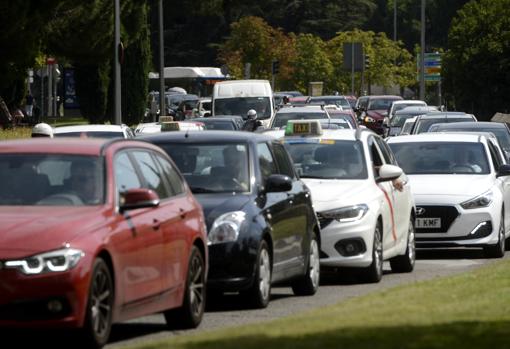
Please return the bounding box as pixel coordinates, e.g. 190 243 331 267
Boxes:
364 54 370 70
272 60 280 75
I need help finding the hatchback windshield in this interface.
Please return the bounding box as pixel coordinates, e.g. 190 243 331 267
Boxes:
436 127 510 152
272 112 327 128
389 142 490 175
158 143 250 193
0 154 104 206
214 97 271 119
283 140 367 179
415 117 472 134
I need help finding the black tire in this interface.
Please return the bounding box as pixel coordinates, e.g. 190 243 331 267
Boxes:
390 217 416 273
292 234 320 296
362 222 383 283
80 258 114 349
242 240 272 309
164 246 206 329
484 211 505 258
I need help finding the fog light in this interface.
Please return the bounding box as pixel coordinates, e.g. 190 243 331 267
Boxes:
335 238 366 257
47 300 63 313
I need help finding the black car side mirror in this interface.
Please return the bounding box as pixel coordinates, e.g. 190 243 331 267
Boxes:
265 174 292 193
497 164 510 177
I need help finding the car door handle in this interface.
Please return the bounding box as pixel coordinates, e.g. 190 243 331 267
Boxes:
179 208 187 219
152 218 161 230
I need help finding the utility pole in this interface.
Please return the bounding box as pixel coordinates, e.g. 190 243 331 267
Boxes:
419 0 426 101
393 0 397 41
158 0 166 119
114 0 122 124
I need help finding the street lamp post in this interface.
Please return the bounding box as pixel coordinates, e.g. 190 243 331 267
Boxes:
393 0 397 42
419 0 426 101
114 0 122 124
158 0 166 119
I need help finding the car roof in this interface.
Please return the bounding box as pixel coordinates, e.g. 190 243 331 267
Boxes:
392 100 426 105
387 132 487 144
434 121 505 129
418 111 471 119
0 138 120 155
53 124 127 133
395 106 437 114
276 106 326 114
140 130 275 143
367 95 403 100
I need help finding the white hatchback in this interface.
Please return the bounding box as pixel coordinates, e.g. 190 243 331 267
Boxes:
388 133 510 257
280 121 416 282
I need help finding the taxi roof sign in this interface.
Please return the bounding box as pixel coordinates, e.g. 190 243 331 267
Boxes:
159 116 174 123
161 121 181 132
285 120 323 136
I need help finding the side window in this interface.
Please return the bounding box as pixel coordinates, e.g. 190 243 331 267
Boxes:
272 143 295 178
257 143 277 183
132 151 170 199
487 142 503 170
374 136 396 165
368 137 384 177
154 154 185 196
114 152 141 194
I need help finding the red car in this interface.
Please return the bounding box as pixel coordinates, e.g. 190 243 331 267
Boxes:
358 95 403 134
0 139 208 348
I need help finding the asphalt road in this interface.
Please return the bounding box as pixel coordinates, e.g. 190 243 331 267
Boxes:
4 249 506 349
105 248 508 348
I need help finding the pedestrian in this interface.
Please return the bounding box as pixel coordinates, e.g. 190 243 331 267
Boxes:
25 93 34 119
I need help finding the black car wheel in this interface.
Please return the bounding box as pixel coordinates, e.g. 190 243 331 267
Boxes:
243 240 271 308
390 217 416 273
362 222 383 283
291 234 320 296
165 246 206 329
484 210 505 258
80 258 114 349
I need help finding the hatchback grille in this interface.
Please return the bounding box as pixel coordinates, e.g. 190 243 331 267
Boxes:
415 205 459 233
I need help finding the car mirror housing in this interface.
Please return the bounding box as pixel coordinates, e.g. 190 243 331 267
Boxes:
265 174 292 193
120 188 160 211
377 164 403 182
497 164 510 177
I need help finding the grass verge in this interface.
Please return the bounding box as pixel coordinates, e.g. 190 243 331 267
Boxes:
130 258 510 349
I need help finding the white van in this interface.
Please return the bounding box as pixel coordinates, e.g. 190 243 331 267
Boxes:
212 80 274 127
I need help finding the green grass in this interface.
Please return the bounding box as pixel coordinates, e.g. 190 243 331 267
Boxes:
130 258 510 349
0 116 89 140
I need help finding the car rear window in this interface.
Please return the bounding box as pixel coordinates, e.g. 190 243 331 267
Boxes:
272 112 327 128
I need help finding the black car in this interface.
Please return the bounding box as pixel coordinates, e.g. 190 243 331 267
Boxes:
143 131 321 308
188 116 244 130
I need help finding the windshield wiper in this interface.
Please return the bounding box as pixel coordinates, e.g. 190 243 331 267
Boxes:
299 175 335 179
190 187 218 193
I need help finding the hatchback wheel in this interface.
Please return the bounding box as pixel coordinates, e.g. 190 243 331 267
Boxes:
484 211 505 258
81 258 114 349
362 222 383 283
165 246 206 329
390 217 416 273
243 240 271 308
292 234 320 296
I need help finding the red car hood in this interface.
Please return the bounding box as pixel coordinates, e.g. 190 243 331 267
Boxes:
366 110 386 120
0 206 109 259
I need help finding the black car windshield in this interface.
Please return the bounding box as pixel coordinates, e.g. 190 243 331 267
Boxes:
415 117 472 133
389 142 490 175
368 98 400 110
283 140 368 179
54 131 124 139
158 143 250 193
272 112 327 128
214 97 271 119
0 154 104 206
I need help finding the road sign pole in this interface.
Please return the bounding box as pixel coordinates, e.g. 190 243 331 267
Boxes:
351 42 355 96
114 0 122 124
438 79 442 109
420 0 425 101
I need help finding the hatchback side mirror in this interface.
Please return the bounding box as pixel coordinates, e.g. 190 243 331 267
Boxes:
120 188 160 211
266 174 292 192
377 164 403 182
497 164 510 177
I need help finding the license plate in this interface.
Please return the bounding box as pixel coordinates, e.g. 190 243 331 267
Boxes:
416 218 441 228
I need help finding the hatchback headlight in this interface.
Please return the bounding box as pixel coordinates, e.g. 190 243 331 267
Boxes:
461 190 493 209
321 204 369 222
208 211 246 245
4 248 84 275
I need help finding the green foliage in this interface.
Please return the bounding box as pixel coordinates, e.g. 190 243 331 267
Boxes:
74 63 111 124
444 0 510 119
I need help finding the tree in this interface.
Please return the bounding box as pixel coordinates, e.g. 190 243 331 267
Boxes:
444 0 510 119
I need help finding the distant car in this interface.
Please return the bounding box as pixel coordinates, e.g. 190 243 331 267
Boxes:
288 96 311 106
427 122 510 162
134 121 205 135
279 120 416 282
278 90 303 97
386 106 438 137
0 138 208 348
344 95 357 109
357 95 403 135
269 105 330 129
388 133 510 258
274 93 293 106
187 116 244 130
387 100 427 121
324 106 358 128
193 97 212 117
53 124 134 139
308 96 352 110
411 111 477 134
400 116 418 135
143 131 321 308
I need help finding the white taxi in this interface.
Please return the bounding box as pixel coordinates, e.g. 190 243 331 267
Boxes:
388 133 510 257
280 120 416 282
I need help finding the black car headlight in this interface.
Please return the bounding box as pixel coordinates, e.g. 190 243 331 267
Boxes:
4 248 84 275
208 211 246 245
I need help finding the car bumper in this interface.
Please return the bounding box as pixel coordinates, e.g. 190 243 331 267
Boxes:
317 212 377 268
0 263 90 328
414 203 500 248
